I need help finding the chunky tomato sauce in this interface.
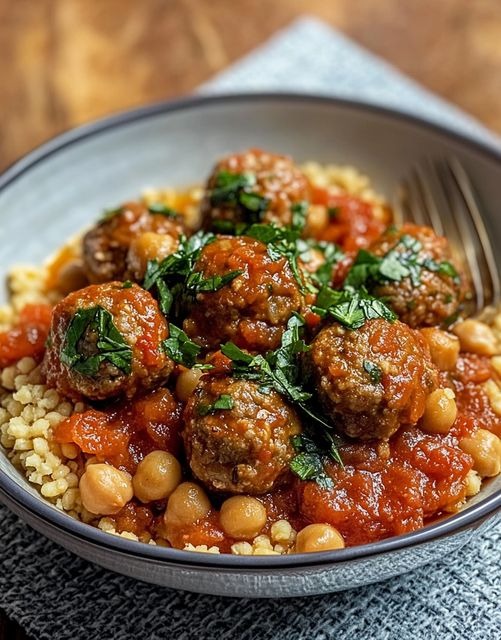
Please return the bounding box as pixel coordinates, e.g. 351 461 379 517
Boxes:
54 388 182 473
0 304 52 368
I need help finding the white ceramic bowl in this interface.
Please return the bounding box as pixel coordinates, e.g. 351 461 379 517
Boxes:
0 93 499 598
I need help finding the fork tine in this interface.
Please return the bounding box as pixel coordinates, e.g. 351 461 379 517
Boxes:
401 172 433 227
413 162 444 236
435 159 485 311
446 157 501 307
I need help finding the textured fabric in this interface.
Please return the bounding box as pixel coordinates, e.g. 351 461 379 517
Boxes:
1 16 500 640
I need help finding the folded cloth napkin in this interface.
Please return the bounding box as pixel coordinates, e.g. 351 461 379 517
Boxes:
1 16 500 640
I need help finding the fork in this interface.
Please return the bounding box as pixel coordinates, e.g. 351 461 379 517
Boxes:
396 157 501 313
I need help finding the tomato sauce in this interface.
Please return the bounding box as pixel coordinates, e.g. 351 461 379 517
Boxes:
310 186 390 253
0 304 52 367
54 387 182 473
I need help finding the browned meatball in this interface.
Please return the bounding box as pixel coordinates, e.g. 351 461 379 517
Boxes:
83 201 186 283
183 236 305 352
307 318 438 440
43 282 174 401
201 148 310 230
368 224 467 327
183 376 302 494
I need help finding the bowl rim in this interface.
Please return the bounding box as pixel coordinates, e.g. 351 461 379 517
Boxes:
0 91 499 570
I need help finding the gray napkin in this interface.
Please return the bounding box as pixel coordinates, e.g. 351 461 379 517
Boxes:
1 16 500 640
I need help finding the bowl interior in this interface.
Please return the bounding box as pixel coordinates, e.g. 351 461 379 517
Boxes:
0 93 500 564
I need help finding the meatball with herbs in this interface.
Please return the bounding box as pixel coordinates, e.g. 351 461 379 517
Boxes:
183 376 302 494
43 282 174 401
365 224 467 327
83 201 186 283
183 235 305 352
201 148 310 230
306 318 438 440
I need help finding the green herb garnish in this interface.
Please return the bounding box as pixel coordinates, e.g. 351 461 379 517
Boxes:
363 360 382 384
290 434 335 489
313 285 397 330
185 269 243 294
221 314 343 486
210 171 269 223
100 206 122 222
197 394 234 417
143 231 215 317
345 234 460 290
147 202 180 218
162 324 201 368
122 280 133 289
61 306 132 377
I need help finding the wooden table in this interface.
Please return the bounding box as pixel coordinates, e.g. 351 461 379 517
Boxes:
0 0 500 637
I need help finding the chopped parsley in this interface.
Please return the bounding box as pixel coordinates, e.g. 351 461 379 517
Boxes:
60 306 132 377
221 314 343 486
290 434 336 489
143 231 215 317
162 324 201 368
122 280 133 289
100 205 122 222
197 394 234 417
210 171 269 223
147 202 180 218
242 201 316 294
313 285 397 330
185 270 243 294
345 234 460 290
363 360 382 384
298 239 344 287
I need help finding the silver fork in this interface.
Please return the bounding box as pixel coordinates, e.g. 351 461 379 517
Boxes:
396 157 501 313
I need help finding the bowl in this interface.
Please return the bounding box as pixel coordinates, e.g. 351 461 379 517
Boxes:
0 93 500 598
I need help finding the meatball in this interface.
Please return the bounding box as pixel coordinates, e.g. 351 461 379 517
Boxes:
183 236 304 352
368 224 467 327
183 376 302 494
43 282 174 401
83 201 186 283
306 318 438 440
201 149 310 230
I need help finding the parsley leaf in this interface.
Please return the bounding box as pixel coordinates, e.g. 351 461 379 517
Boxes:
100 206 122 222
210 171 269 223
298 239 344 287
363 360 382 384
221 314 343 485
143 231 215 317
290 434 335 489
147 202 180 218
313 285 397 329
60 306 132 377
185 269 243 294
345 234 460 290
162 324 201 368
197 394 234 416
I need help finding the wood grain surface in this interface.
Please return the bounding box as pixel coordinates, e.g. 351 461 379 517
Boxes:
0 1 500 638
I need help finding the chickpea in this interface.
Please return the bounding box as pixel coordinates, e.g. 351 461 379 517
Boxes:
421 388 458 434
453 320 498 356
164 482 211 527
175 367 204 402
420 328 460 371
132 450 182 503
126 232 177 281
219 496 267 539
460 429 501 477
295 523 345 553
79 463 133 515
305 204 329 237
